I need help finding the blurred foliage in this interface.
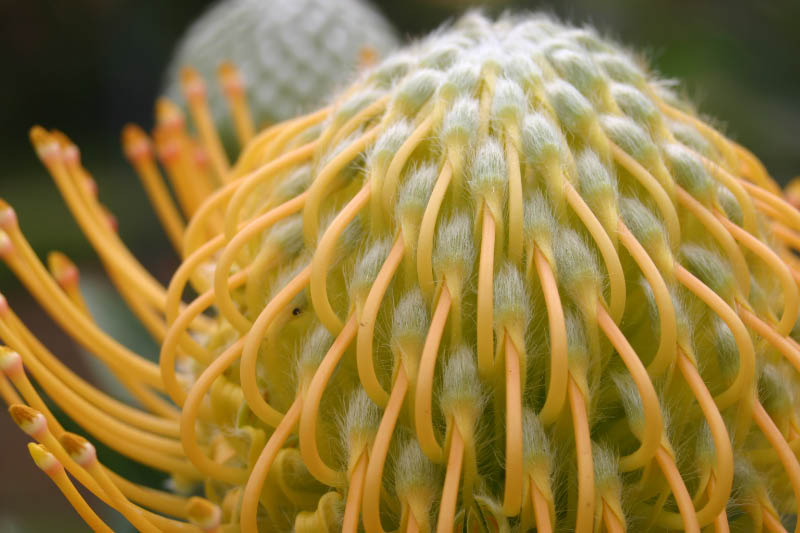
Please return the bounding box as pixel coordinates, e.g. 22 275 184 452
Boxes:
0 0 798 530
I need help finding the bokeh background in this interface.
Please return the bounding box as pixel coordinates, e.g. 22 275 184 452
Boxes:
0 0 798 530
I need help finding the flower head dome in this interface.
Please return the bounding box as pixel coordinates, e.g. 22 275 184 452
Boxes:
163 0 399 149
4 11 800 532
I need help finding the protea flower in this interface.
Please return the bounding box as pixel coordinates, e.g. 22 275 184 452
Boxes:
162 0 399 150
4 11 800 533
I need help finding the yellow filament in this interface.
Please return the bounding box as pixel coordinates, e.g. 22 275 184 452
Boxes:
108 473 191 522
1 244 163 389
406 509 421 533
43 459 114 532
674 265 755 433
618 223 678 377
753 399 800 533
2 327 187 466
302 127 380 244
654 447 700 533
214 192 307 332
362 366 409 533
564 182 626 323
381 114 436 214
476 207 496 380
1 310 178 434
217 62 255 149
357 235 404 407
242 108 328 175
310 184 370 334
28 141 170 311
531 478 554 533
241 265 311 426
155 128 203 218
223 140 317 243
16 408 193 528
602 501 626 533
654 99 739 171
181 67 230 181
718 215 799 335
9 177 163 326
741 179 800 232
161 270 248 405
693 153 758 234
671 353 733 527
569 376 595 533
597 306 664 471
74 439 166 533
0 371 20 404
327 94 391 154
731 141 781 193
706 474 730 533
771 223 800 252
59 156 178 339
762 507 788 533
535 248 569 425
503 334 524 517
675 186 750 298
417 161 453 300
168 232 229 324
415 286 451 463
182 178 241 257
437 424 464 533
103 262 169 343
299 315 358 486
478 68 496 139
505 131 524 264
241 397 302 533
738 307 800 376
609 141 681 247
123 125 186 252
342 451 368 533
180 339 248 484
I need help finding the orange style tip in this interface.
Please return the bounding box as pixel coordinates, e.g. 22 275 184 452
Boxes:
59 433 97 467
0 293 8 315
121 124 152 161
49 130 80 164
180 66 206 100
99 206 119 233
47 251 80 288
62 144 80 166
193 144 210 167
29 127 60 162
217 61 244 94
0 199 18 229
155 98 186 131
156 138 181 164
186 497 222 530
28 443 62 476
358 45 379 69
9 404 48 437
83 176 98 198
785 177 800 209
0 230 14 258
0 346 23 376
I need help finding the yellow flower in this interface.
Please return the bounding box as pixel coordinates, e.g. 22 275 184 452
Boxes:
3 12 800 532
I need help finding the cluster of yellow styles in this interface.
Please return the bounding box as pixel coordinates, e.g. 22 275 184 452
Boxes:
4 12 800 533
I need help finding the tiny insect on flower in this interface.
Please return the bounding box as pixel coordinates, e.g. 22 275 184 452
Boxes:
4 10 800 533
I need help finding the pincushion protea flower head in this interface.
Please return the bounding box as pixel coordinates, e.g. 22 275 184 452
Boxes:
3 11 800 532
162 0 399 149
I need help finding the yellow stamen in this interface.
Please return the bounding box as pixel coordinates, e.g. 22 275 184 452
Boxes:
180 67 230 182
28 442 114 533
217 61 255 149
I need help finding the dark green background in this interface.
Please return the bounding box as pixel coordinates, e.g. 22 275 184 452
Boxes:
0 0 798 530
